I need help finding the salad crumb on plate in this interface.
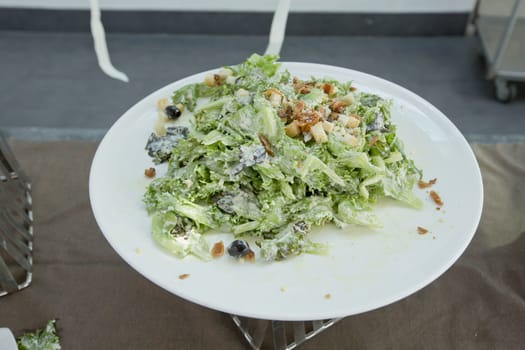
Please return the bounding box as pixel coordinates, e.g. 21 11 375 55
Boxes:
143 54 424 261
429 190 444 206
144 167 156 178
417 226 429 235
211 241 225 258
418 178 437 189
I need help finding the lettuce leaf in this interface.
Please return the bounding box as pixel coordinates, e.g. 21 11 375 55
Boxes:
17 320 61 350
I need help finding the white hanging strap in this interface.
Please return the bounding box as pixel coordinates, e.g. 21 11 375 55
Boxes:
264 0 291 56
89 0 129 82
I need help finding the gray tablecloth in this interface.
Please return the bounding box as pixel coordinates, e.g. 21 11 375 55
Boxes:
0 141 524 349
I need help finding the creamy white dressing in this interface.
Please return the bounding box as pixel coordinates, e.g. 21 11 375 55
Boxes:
90 0 129 82
239 112 254 131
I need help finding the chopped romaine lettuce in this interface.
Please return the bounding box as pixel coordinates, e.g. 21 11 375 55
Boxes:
259 222 329 260
17 320 61 350
151 212 211 260
144 55 422 261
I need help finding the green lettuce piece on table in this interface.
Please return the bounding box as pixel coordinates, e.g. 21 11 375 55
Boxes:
17 320 61 350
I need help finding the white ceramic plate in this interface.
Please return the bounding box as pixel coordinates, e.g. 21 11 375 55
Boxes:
89 62 483 321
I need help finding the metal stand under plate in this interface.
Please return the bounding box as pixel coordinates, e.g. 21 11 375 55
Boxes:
0 130 33 296
476 0 525 102
231 315 341 350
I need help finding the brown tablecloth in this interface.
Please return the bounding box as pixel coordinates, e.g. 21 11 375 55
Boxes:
0 141 524 349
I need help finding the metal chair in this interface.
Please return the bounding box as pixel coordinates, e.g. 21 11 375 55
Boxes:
0 130 33 296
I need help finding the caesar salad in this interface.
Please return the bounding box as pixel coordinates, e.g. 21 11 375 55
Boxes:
143 54 423 261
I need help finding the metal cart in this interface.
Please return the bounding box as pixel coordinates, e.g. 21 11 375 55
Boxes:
475 0 525 102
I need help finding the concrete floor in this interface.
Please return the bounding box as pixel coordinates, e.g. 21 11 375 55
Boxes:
0 31 524 141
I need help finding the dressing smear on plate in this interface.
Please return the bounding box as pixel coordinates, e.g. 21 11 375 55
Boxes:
143 54 423 261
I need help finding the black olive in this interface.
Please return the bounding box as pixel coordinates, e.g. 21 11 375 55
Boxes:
227 239 251 258
165 105 182 119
